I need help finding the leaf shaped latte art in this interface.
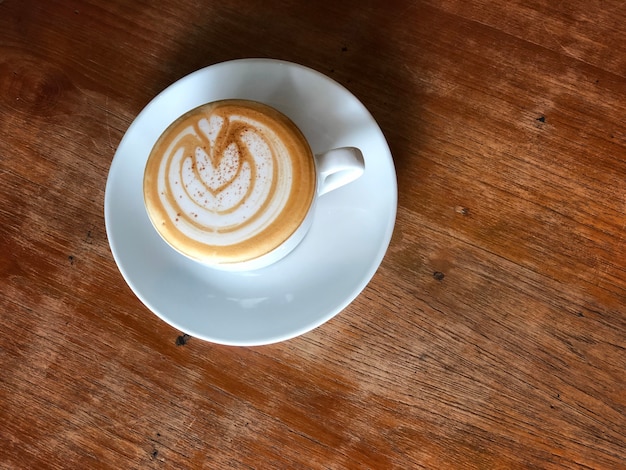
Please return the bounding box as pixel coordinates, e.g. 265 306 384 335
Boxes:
144 100 315 265
154 108 293 248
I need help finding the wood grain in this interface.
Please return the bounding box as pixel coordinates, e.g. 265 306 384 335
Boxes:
1 0 625 468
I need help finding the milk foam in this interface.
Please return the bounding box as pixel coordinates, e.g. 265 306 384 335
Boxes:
144 100 315 264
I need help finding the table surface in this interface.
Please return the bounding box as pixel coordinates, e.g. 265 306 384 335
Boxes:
2 1 625 468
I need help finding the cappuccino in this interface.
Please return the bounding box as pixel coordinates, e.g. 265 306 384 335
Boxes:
143 100 316 266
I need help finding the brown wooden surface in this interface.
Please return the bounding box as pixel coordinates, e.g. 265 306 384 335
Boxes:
1 0 625 468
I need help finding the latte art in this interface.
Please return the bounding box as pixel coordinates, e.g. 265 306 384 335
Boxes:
144 100 316 265
164 116 279 234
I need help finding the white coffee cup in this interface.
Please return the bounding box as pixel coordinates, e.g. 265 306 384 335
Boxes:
143 99 364 271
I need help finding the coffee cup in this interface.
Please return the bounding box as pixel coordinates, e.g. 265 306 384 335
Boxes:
143 99 364 271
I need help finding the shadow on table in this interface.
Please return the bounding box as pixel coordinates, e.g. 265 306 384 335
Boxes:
153 1 424 197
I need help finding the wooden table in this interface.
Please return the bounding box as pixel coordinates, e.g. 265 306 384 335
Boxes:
2 1 625 468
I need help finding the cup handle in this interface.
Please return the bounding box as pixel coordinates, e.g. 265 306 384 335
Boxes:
314 147 365 196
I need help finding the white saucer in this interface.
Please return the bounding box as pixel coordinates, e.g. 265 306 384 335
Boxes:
104 59 397 346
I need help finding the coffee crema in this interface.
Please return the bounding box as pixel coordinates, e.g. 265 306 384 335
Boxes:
143 99 316 265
